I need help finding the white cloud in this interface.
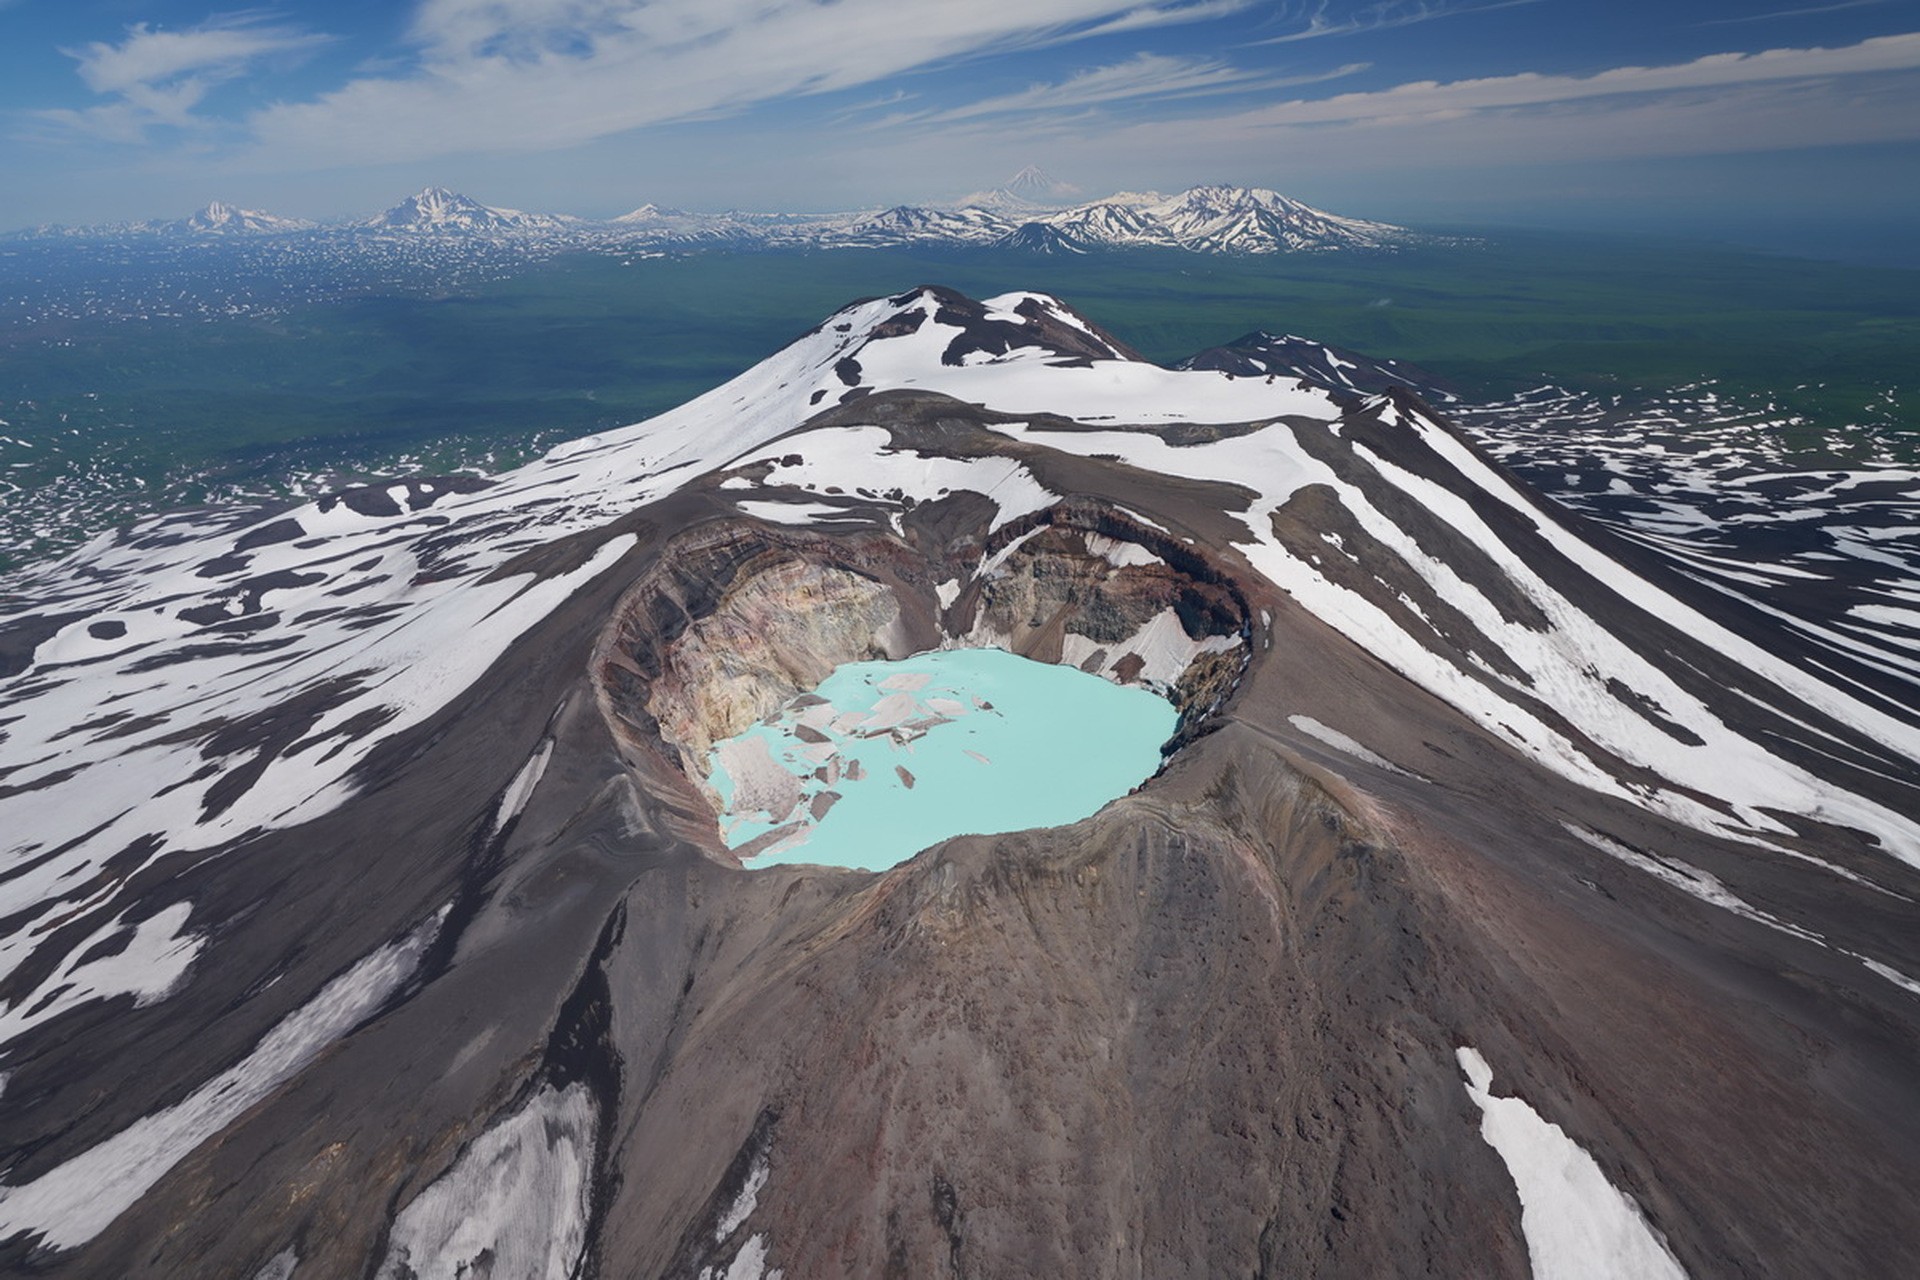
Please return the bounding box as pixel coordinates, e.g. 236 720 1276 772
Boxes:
1214 31 1920 126
887 52 1362 126
43 16 331 142
1252 0 1542 46
820 32 1920 200
240 0 1240 167
1075 0 1261 36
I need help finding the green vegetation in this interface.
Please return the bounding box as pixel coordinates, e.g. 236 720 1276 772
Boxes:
2 229 1915 571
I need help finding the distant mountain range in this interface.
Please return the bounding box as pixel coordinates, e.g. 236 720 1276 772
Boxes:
14 177 1422 257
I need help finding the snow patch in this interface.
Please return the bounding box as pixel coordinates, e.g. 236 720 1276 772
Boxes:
0 901 202 1049
1288 715 1415 777
0 909 445 1252
252 1249 299 1280
701 1234 782 1280
376 1083 596 1280
1084 532 1162 568
1456 1046 1688 1280
734 499 857 525
715 1153 769 1240
492 739 554 835
735 427 1055 535
1564 824 1823 945
1110 608 1240 691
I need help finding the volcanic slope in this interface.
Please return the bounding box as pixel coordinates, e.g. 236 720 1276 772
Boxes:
0 287 1916 1278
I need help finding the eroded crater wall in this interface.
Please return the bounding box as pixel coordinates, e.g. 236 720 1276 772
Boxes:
592 506 1253 859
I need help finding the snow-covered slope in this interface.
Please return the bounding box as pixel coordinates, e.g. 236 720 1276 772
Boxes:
4 284 1912 1035
2 286 1915 1276
1179 330 1455 399
1018 186 1411 254
1141 185 1409 253
1034 200 1184 250
994 221 1091 254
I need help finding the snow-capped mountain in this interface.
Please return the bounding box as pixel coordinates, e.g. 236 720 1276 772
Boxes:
174 201 315 236
2 286 1914 1276
789 186 1410 254
812 204 1014 248
958 164 1083 212
607 202 769 248
369 185 567 233
994 221 1090 254
5 183 1416 257
1028 185 1410 254
610 202 680 224
1030 199 1185 250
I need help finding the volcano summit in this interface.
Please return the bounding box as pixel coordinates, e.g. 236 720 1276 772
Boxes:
0 287 1915 1277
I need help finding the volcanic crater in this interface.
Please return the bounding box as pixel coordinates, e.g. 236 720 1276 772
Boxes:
592 499 1254 866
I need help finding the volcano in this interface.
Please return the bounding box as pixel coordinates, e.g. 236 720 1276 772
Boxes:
0 287 1915 1277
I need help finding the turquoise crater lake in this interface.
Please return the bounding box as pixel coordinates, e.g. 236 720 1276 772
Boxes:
707 648 1178 871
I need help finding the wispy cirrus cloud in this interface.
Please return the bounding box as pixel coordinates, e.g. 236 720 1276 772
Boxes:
1074 0 1261 35
902 31 1920 180
238 0 1247 167
877 52 1367 126
1252 0 1540 46
1699 0 1887 25
36 14 331 143
1219 30 1920 125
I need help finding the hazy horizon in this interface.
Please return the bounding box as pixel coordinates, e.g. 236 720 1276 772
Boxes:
1 0 1915 256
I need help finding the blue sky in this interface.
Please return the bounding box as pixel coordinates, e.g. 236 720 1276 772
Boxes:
3 0 1918 243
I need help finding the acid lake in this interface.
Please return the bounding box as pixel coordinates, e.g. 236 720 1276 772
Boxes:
707 648 1178 871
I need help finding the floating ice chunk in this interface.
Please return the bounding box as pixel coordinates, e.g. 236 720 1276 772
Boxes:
856 691 929 734
1456 1046 1688 1280
716 736 803 823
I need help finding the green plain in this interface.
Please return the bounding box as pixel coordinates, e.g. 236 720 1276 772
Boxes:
2 228 1915 571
